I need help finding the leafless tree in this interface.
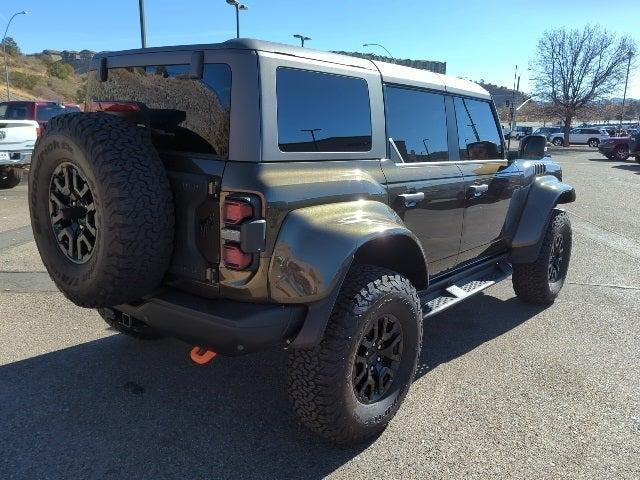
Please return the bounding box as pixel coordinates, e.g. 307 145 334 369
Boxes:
530 25 635 145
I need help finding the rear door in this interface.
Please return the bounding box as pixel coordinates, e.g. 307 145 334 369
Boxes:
380 85 465 276
451 96 523 264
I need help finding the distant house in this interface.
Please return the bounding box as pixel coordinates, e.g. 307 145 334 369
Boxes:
61 50 79 62
79 49 95 61
42 49 62 61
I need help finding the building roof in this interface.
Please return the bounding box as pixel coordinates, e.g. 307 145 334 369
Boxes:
94 38 489 99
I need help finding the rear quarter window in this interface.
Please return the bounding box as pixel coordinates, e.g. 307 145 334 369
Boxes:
88 63 231 158
276 68 372 153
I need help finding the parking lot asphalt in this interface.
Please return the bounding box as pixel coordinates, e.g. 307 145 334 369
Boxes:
1 149 639 480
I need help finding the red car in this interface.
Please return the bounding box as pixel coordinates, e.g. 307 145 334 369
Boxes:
0 101 81 136
597 136 631 161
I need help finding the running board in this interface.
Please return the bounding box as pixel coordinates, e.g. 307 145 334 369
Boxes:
419 260 513 319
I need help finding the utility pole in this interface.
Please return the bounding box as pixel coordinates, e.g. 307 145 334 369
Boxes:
3 11 28 101
138 0 147 48
226 0 249 39
293 34 311 47
619 50 634 131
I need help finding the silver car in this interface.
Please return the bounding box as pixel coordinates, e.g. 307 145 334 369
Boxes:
549 127 610 147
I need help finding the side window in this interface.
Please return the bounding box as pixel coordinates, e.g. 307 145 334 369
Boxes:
384 86 449 162
453 97 503 160
276 68 372 152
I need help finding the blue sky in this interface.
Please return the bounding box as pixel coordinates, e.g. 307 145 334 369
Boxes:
2 0 639 97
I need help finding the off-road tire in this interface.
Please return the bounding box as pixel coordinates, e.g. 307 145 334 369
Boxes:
0 167 22 189
552 138 564 147
98 308 163 340
287 265 423 444
29 112 174 308
512 210 572 305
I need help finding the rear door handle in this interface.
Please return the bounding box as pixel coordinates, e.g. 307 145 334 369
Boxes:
399 192 425 207
468 184 489 197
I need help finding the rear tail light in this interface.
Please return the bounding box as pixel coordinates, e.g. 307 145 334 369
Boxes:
90 101 141 113
222 244 253 270
221 195 264 271
36 125 42 137
223 199 254 225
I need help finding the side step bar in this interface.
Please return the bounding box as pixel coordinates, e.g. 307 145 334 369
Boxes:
419 260 513 319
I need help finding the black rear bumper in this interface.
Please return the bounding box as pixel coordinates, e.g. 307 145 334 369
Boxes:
115 289 306 356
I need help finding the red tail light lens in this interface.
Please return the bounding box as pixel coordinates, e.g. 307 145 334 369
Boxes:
36 126 42 137
222 243 253 270
91 101 141 113
224 200 254 225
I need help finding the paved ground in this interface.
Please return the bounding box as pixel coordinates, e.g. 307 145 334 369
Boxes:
1 149 639 479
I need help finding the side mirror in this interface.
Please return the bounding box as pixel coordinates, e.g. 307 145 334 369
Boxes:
518 134 547 160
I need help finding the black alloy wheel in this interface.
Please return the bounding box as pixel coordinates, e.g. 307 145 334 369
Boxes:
352 314 403 404
48 162 97 264
548 233 565 284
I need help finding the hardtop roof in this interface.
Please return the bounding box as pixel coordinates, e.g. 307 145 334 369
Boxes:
94 38 490 100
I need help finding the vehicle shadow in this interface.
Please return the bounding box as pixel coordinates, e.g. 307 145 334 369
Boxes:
415 293 544 379
0 293 543 479
612 163 640 174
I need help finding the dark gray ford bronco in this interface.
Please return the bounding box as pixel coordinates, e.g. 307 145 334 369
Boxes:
29 39 575 444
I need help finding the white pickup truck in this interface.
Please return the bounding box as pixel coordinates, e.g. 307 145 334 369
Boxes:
0 119 38 189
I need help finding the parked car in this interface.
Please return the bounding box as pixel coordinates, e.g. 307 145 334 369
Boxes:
0 101 81 135
0 119 38 189
629 130 640 163
504 125 533 140
533 126 563 140
29 39 576 445
548 127 610 147
598 137 630 161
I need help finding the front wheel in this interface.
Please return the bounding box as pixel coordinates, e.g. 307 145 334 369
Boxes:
588 138 600 148
287 265 422 444
512 210 572 305
552 138 564 147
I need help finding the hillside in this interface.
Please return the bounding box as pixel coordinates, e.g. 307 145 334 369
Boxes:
3 52 85 104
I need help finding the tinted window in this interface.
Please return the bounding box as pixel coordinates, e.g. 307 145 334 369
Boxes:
277 68 371 152
0 103 29 120
385 86 449 162
36 105 67 122
88 63 231 157
453 97 502 160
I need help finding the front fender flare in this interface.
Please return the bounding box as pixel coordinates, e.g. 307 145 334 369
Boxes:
510 175 576 263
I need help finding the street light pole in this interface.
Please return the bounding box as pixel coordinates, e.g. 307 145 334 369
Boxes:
138 0 147 48
226 0 248 39
3 11 28 101
293 34 311 47
362 43 395 60
619 50 634 131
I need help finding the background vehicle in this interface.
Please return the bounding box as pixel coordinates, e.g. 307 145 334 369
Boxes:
533 126 563 140
629 130 640 163
0 101 81 135
0 119 37 189
598 136 630 160
505 125 533 139
29 39 575 445
549 128 609 147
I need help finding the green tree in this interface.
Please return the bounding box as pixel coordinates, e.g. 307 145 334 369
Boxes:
1 37 20 56
47 62 75 80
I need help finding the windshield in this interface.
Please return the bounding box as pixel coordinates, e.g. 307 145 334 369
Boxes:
36 105 67 122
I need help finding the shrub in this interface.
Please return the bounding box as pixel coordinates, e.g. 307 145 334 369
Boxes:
47 62 75 80
9 71 41 90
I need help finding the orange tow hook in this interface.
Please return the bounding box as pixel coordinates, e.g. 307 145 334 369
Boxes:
190 346 217 365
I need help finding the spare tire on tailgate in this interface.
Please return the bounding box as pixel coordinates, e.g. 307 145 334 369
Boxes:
29 112 174 308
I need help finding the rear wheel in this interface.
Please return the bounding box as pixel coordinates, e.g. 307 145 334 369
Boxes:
588 138 600 148
512 210 572 305
552 138 564 147
0 167 22 189
613 145 629 161
287 265 422 444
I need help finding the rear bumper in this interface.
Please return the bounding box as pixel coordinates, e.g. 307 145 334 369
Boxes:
114 289 306 356
0 150 32 167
